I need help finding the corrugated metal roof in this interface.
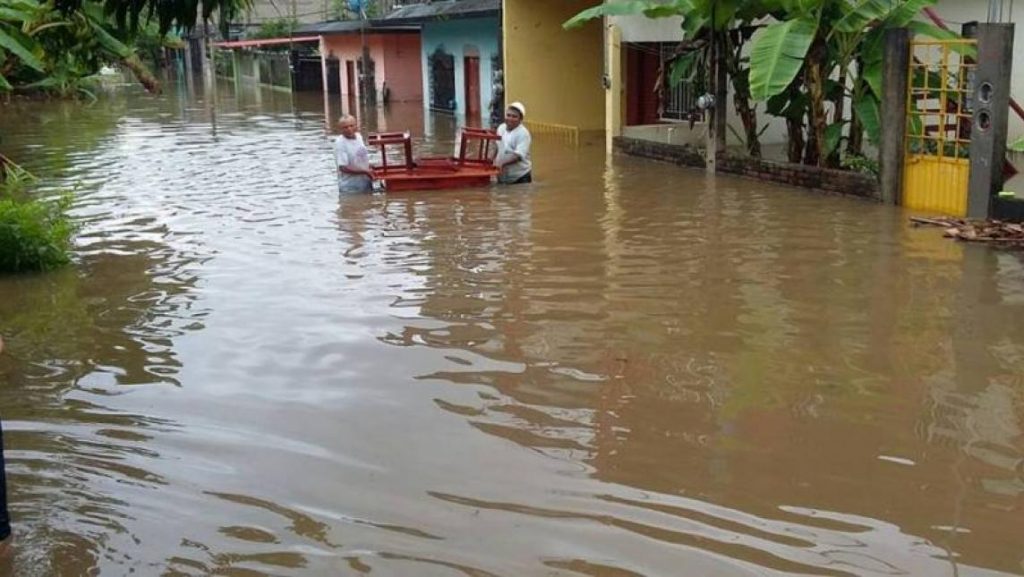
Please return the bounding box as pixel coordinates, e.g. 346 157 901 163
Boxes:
295 19 420 35
382 0 499 23
293 0 498 37
213 36 320 48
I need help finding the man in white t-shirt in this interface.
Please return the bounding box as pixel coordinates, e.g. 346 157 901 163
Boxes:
494 101 532 184
335 115 375 193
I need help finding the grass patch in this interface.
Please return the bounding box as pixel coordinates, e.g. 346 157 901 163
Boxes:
1 159 76 273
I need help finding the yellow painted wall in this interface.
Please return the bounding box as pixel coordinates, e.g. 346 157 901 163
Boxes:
503 0 605 131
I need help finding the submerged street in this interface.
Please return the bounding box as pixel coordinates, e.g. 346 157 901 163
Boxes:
0 79 1022 576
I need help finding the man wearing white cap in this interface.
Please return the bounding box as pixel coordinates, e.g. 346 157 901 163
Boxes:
494 101 532 184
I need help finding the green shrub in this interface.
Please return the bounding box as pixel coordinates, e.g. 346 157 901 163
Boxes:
250 18 299 40
841 155 880 178
0 190 76 273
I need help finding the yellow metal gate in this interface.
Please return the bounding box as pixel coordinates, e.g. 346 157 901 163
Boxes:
903 38 977 216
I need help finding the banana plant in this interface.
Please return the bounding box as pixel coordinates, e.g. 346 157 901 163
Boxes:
95 0 250 36
566 0 962 167
748 0 953 165
566 0 774 157
0 0 48 89
1 0 160 94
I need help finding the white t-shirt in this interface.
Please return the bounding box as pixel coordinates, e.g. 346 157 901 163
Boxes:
495 123 532 182
335 133 372 192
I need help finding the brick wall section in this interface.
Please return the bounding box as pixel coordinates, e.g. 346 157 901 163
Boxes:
614 137 880 199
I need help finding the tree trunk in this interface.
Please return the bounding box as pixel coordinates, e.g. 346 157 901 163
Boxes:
846 103 863 157
827 68 846 167
846 60 866 157
781 77 805 163
122 54 161 93
199 20 209 77
0 54 16 78
832 69 846 126
725 38 761 158
803 39 828 166
787 117 805 163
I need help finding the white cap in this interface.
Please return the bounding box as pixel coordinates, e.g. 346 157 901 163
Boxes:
508 101 526 117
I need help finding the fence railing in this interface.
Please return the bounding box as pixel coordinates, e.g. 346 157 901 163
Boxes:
524 120 580 147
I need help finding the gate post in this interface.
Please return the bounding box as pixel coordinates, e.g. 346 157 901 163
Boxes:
967 24 1015 219
605 23 622 155
880 28 911 205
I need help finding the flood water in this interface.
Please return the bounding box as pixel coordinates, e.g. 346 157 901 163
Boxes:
1 78 1023 577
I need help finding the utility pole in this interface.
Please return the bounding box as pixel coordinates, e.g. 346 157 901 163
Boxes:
705 13 726 174
359 0 375 106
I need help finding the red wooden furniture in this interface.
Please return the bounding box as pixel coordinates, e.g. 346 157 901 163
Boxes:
366 128 501 192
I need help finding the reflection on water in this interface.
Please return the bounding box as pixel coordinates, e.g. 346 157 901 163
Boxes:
0 76 1022 576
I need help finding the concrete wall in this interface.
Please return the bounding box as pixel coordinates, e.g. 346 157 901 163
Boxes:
504 0 604 131
623 124 705 147
420 17 500 121
321 33 422 103
615 137 880 198
609 11 683 42
929 0 1023 141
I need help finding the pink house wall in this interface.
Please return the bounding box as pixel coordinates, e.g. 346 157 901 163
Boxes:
381 34 423 103
321 33 422 103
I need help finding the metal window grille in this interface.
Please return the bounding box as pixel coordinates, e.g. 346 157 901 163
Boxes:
660 43 697 121
429 48 456 112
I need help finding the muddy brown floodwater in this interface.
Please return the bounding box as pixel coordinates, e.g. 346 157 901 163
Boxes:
0 79 1022 576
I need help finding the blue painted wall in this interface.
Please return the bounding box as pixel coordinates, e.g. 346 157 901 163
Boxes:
420 17 500 122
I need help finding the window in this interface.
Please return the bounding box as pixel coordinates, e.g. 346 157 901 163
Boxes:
429 46 456 112
659 43 698 122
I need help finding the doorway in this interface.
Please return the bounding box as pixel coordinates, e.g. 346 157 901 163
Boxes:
464 55 480 124
429 46 456 112
345 60 356 98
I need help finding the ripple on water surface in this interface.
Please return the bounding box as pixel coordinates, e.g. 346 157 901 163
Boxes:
0 86 1022 576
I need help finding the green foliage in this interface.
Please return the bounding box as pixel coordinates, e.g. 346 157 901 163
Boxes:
132 21 183 68
564 0 680 29
213 47 233 76
250 17 297 40
65 0 252 36
564 0 773 156
566 0 954 167
823 121 845 158
0 169 76 273
1011 136 1024 153
853 97 880 144
841 155 879 177
1 0 48 89
0 0 164 94
748 17 817 101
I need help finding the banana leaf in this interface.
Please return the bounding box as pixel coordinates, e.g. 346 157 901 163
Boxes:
854 96 881 144
564 1 657 30
748 17 817 101
824 121 845 158
0 24 44 71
